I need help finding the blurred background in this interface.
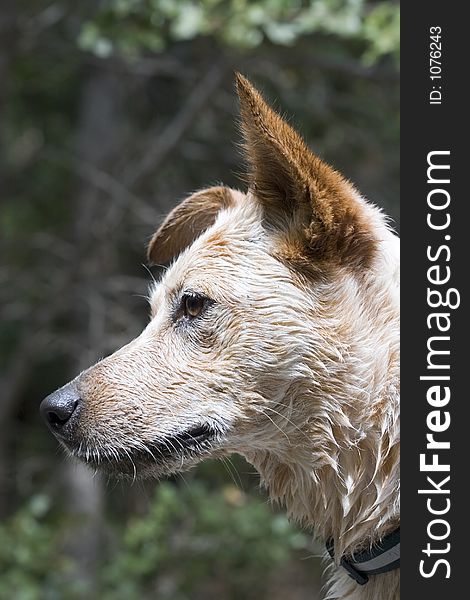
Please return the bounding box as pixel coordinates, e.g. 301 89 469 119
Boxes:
0 1 399 598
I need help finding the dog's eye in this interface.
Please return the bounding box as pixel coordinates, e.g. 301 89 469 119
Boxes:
182 293 206 318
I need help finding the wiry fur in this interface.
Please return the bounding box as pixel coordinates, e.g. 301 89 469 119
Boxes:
47 75 400 599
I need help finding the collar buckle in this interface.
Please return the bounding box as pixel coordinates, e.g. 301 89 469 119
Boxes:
339 556 369 585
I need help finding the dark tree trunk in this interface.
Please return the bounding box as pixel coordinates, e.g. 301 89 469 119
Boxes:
61 66 124 592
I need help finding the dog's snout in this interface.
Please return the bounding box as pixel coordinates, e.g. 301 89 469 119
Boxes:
40 383 81 437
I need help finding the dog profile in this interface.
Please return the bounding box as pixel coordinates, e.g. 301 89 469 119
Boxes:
41 74 400 600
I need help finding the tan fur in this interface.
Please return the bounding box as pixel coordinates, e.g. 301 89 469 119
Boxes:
48 76 400 600
235 73 378 271
148 186 241 265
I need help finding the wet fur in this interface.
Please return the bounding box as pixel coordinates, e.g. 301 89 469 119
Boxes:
54 75 400 599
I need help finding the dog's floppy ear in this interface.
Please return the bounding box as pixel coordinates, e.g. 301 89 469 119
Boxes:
147 186 234 265
236 73 376 267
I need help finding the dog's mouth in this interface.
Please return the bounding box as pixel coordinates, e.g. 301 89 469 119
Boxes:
142 423 217 458
71 423 221 477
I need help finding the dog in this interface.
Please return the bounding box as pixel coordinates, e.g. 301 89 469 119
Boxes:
41 74 400 600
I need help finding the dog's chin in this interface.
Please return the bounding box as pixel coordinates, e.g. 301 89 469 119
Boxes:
78 453 202 480
65 423 223 480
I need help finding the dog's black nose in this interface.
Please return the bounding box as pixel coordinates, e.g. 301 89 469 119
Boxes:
40 383 81 437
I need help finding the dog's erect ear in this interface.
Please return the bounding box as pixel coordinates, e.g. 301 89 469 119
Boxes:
235 73 376 267
147 186 235 265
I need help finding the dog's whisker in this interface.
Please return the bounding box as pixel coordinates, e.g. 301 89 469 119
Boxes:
260 403 311 441
255 409 291 443
220 456 244 490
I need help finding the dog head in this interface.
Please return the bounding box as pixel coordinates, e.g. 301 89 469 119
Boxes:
40 75 399 481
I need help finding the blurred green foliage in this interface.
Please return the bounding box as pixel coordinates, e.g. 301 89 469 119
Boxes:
0 495 72 600
79 0 399 64
103 482 309 599
0 484 312 600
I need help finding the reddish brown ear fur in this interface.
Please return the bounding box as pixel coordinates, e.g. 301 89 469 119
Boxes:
147 186 234 265
235 73 376 268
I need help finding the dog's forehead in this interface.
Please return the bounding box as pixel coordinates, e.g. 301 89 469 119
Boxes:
171 201 268 272
151 199 278 301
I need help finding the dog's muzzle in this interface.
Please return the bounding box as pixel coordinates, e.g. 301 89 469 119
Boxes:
40 382 81 441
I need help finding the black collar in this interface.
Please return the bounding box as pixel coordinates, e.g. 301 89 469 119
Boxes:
326 527 400 586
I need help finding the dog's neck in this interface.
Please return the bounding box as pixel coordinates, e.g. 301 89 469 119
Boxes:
244 275 400 559
242 372 400 599
243 380 400 555
241 284 400 598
